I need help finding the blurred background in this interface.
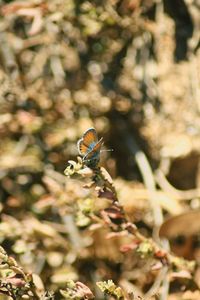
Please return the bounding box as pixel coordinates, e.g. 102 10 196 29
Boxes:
0 0 200 299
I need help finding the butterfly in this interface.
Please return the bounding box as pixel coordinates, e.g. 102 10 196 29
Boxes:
77 128 104 168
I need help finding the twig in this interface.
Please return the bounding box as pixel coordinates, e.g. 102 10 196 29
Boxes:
61 215 84 251
144 266 167 300
155 169 200 201
64 158 195 272
50 55 65 87
189 54 200 113
0 33 20 80
114 118 163 242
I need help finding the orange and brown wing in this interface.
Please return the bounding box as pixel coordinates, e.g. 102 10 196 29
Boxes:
77 139 88 156
82 128 98 147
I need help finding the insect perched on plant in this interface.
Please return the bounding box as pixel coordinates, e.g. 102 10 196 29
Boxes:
77 128 104 168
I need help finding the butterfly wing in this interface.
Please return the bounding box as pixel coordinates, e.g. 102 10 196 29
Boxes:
77 128 98 156
82 128 98 148
84 138 103 161
77 138 89 156
77 128 103 168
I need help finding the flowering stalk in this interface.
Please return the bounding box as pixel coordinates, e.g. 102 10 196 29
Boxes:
64 158 195 273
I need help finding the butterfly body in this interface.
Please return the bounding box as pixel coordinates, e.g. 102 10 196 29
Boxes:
77 128 103 168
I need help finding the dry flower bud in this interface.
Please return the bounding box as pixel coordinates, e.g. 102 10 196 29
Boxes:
77 167 93 177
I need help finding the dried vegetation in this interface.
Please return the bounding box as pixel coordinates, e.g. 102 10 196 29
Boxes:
0 0 200 299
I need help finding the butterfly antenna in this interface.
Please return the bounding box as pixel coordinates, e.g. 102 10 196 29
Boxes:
100 149 113 153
